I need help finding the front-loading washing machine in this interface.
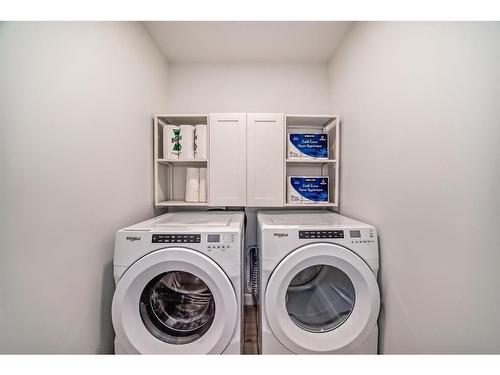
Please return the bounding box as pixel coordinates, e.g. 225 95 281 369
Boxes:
257 210 380 354
112 211 244 354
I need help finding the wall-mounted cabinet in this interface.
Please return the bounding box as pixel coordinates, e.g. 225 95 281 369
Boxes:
154 113 339 209
246 113 284 207
208 113 284 207
208 113 247 206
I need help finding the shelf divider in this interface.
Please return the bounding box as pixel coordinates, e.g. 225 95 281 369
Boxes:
156 200 209 207
157 159 207 166
285 159 336 164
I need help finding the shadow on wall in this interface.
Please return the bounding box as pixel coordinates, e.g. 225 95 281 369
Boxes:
97 261 115 354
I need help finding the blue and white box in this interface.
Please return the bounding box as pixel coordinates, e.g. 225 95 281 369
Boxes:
288 133 328 159
287 176 329 204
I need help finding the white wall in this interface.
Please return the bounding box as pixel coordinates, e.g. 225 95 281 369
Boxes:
166 62 330 113
329 22 500 353
0 22 168 353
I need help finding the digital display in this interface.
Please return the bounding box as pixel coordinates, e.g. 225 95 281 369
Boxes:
207 234 220 243
350 230 361 238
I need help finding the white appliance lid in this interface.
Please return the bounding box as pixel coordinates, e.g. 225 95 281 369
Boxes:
153 212 236 226
258 210 373 229
124 211 244 231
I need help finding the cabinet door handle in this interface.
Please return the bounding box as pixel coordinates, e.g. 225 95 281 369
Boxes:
216 119 240 123
254 120 277 123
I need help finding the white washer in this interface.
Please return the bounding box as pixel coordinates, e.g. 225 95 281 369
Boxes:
112 211 244 354
258 210 380 354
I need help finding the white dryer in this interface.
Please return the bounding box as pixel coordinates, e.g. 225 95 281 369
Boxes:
257 210 380 354
112 211 244 354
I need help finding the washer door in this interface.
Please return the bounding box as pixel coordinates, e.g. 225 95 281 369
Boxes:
265 243 380 354
112 248 237 354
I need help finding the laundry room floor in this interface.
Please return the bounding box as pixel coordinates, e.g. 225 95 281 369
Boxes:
243 305 259 354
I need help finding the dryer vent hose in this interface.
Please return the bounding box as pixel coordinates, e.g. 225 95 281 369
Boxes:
248 246 260 353
249 247 259 302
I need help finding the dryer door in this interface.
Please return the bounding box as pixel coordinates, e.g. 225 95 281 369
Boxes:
265 243 379 354
112 248 237 354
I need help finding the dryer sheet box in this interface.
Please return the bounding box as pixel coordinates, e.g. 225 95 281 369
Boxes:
287 177 329 204
288 133 328 159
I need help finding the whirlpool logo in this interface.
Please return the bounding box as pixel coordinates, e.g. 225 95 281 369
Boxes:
126 236 141 242
273 233 289 238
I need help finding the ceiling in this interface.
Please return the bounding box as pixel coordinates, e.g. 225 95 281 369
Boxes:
144 21 353 63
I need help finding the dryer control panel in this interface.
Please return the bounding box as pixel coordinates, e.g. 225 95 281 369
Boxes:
349 228 376 244
206 232 236 250
299 230 344 239
152 234 201 243
207 233 235 243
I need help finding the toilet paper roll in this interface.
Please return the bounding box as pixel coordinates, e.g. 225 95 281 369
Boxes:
161 123 180 159
185 167 200 202
179 125 195 160
199 168 207 203
194 124 207 160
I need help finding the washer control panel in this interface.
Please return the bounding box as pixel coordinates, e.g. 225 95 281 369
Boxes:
299 230 344 239
206 232 236 250
152 234 201 244
350 228 376 244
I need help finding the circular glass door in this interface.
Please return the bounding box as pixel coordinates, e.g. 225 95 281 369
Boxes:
112 247 238 354
286 265 355 333
139 271 216 345
264 243 380 353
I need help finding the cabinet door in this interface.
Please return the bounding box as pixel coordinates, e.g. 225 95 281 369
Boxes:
209 113 247 206
246 113 284 207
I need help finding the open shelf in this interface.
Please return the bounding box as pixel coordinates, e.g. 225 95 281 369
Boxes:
285 114 337 129
154 114 209 208
284 114 339 208
158 159 207 166
285 202 338 208
156 200 209 207
156 162 208 206
286 159 336 164
285 114 338 159
156 114 208 126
